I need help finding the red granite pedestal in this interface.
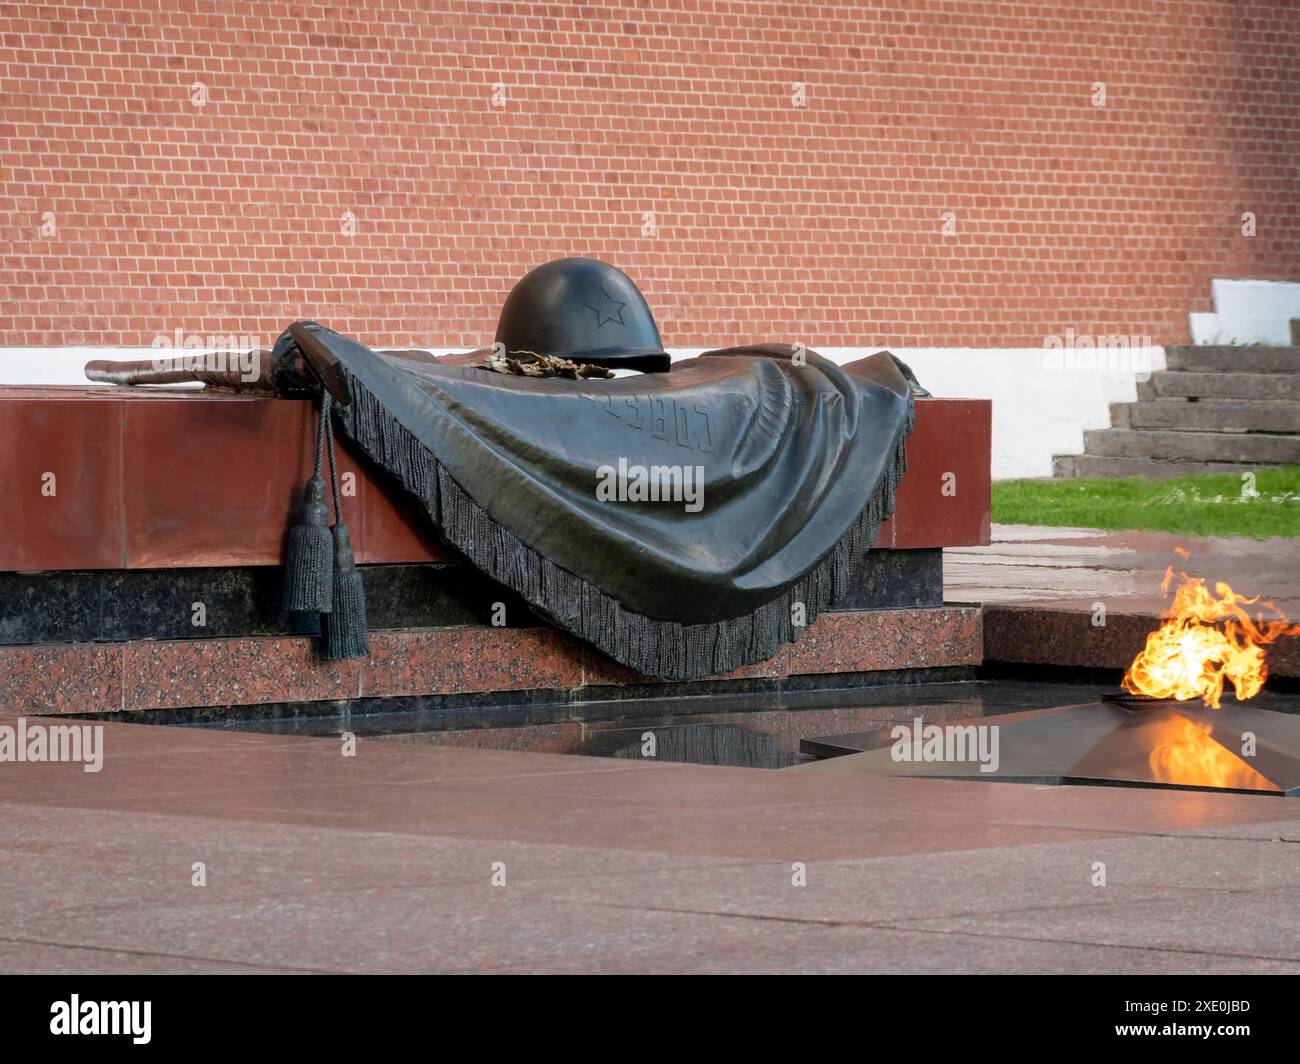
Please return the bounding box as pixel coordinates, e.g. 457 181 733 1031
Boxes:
0 386 992 717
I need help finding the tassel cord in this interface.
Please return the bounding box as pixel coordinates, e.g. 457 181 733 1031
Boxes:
322 392 343 523
318 389 371 660
279 386 335 615
314 390 328 479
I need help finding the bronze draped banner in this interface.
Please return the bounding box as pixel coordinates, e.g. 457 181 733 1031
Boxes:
297 325 915 679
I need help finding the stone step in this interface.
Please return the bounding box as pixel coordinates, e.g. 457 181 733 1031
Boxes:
984 603 1300 677
1109 398 1300 434
1138 371 1300 401
1052 454 1268 479
1082 428 1300 464
1164 345 1299 374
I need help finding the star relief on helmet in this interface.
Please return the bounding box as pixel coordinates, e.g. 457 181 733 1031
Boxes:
585 286 627 330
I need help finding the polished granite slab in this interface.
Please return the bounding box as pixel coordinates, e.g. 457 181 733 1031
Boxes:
0 549 942 646
1 695 1297 974
799 695 1300 794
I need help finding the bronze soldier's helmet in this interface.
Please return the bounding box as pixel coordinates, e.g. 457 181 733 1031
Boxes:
495 257 671 373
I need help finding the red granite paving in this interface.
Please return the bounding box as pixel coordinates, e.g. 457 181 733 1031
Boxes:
0 717 1296 974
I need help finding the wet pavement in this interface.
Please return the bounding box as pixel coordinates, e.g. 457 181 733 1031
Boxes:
947 524 1300 614
2 690 1299 974
361 678 1300 768
949 524 1300 678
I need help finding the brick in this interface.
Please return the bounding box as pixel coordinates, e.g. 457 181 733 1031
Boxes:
0 1 1296 350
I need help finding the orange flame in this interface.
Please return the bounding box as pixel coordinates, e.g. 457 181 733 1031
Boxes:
1145 714 1270 791
1122 562 1300 708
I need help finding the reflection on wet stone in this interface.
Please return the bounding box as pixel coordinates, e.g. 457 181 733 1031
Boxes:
607 723 800 769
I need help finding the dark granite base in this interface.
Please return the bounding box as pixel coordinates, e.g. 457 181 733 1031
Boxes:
833 548 942 610
0 562 536 645
71 665 977 735
0 549 941 646
978 660 1300 696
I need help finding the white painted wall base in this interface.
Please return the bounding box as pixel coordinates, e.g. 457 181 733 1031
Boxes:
857 347 1162 481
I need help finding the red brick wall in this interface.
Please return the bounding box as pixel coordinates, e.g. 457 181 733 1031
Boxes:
1 0 1297 349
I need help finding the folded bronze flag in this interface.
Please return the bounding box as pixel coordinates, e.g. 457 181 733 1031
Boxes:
87 259 917 679
287 326 914 679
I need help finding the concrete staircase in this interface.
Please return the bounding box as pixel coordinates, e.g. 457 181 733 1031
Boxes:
1053 344 1300 478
